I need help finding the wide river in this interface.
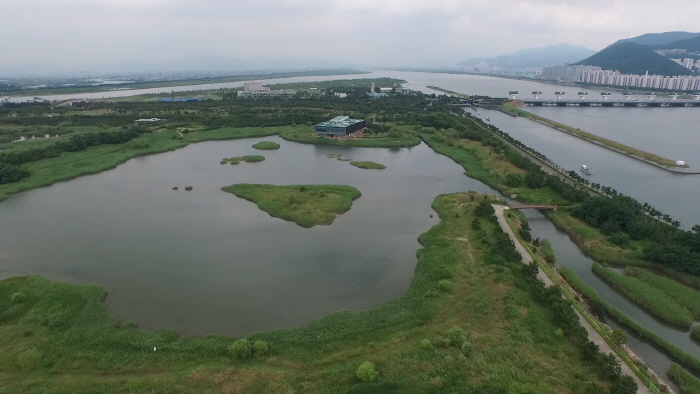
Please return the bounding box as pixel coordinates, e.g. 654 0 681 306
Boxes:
4 70 700 385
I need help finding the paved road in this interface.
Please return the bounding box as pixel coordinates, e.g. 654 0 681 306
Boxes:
493 205 651 394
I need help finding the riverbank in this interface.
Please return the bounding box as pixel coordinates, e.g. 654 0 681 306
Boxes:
500 105 700 174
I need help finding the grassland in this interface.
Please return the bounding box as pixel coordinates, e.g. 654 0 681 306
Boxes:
501 104 678 168
252 141 280 150
0 125 307 202
0 193 617 393
221 184 361 227
624 267 700 319
279 130 421 148
592 263 693 327
349 161 385 169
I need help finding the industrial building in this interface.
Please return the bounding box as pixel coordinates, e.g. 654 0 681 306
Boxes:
314 116 366 137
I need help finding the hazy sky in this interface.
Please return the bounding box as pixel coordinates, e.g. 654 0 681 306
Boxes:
3 0 700 66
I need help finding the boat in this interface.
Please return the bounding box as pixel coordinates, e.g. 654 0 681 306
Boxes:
580 164 591 174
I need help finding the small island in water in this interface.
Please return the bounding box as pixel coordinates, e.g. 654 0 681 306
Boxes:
252 141 280 150
220 155 265 165
222 184 361 227
350 161 385 169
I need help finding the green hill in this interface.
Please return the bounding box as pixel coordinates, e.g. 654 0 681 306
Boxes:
574 42 693 76
652 35 700 52
614 31 700 46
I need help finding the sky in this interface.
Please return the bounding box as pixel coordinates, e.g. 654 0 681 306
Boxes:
2 0 700 68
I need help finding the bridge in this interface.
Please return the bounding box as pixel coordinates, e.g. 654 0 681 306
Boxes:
509 204 558 210
521 100 700 107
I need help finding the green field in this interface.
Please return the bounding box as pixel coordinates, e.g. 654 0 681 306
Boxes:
221 184 361 227
349 161 385 169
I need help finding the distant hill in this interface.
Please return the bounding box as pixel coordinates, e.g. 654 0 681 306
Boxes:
574 42 693 76
614 31 700 46
458 44 595 69
651 35 700 52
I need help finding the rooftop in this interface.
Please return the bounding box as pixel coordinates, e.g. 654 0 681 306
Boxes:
316 116 363 128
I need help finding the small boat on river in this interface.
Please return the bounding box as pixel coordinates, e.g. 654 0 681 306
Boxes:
580 164 591 175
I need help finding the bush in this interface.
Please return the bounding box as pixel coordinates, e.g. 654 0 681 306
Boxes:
460 341 474 355
419 339 433 350
611 330 627 345
16 348 41 369
447 326 467 347
608 232 630 247
437 279 453 292
11 292 27 303
228 339 252 359
356 361 379 382
252 340 269 355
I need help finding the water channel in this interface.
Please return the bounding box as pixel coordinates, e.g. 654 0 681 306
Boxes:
4 69 700 385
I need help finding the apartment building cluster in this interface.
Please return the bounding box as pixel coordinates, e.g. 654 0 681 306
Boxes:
540 65 700 91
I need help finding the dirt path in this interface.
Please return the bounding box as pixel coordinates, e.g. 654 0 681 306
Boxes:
493 204 652 394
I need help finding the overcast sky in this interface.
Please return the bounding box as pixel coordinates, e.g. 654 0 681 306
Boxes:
3 0 700 67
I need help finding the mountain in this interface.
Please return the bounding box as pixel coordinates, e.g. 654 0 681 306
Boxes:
614 31 700 46
651 35 700 52
458 44 596 69
0 55 358 77
574 42 693 76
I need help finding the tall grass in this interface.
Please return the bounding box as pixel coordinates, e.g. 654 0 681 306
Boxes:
624 267 700 319
560 267 700 376
593 263 693 327
669 364 700 394
252 141 280 150
349 161 385 170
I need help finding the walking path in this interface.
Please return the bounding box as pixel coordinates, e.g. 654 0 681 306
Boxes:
492 204 653 394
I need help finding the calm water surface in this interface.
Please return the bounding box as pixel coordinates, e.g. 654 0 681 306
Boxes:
0 136 494 336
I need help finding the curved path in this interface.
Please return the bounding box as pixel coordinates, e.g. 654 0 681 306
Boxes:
493 205 652 394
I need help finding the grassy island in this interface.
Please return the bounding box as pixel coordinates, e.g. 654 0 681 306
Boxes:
252 141 280 150
349 161 385 169
220 155 265 165
222 184 360 227
279 130 420 148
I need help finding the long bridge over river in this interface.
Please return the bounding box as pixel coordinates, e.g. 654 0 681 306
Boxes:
521 99 700 107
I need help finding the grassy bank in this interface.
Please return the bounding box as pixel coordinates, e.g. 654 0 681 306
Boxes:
624 267 700 320
252 141 280 150
425 86 469 97
592 263 693 327
560 267 700 376
221 184 361 227
0 193 617 393
669 364 700 394
279 130 420 148
349 161 385 169
502 105 677 168
0 125 307 202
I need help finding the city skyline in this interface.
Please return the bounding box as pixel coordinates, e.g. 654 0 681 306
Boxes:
2 0 700 68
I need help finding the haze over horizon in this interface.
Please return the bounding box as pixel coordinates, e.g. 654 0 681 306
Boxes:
3 0 700 70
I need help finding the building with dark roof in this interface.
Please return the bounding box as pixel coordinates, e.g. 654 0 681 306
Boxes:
314 116 366 137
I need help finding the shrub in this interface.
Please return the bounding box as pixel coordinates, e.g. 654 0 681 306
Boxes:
611 330 627 345
447 326 467 347
419 339 433 350
608 232 630 247
460 341 475 356
228 339 252 359
437 279 453 292
16 348 41 369
11 292 27 303
252 340 269 355
356 361 379 382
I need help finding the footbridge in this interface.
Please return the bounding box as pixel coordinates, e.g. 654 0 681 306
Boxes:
509 204 558 210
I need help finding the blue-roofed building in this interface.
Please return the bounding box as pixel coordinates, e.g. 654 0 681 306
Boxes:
314 116 366 137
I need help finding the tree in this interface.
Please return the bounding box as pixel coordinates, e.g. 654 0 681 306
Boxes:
611 330 628 345
228 338 252 359
356 361 379 382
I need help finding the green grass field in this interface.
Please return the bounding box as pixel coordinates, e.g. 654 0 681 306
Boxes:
0 194 615 393
624 267 700 319
221 184 361 227
349 161 385 169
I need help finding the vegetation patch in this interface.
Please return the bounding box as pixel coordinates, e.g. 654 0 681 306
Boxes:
279 130 420 148
349 161 385 170
221 155 265 165
252 141 280 150
221 184 360 227
592 263 693 327
669 364 700 394
624 266 700 319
